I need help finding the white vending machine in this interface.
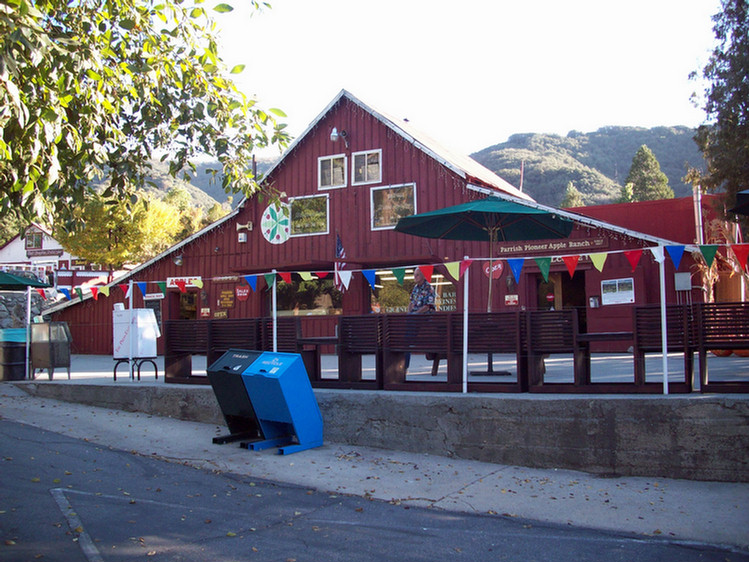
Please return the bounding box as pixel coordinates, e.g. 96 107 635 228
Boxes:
113 307 161 359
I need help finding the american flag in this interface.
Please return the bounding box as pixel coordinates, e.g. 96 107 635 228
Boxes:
334 233 346 291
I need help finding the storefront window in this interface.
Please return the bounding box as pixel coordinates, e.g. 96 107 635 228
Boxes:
276 275 343 316
368 269 457 313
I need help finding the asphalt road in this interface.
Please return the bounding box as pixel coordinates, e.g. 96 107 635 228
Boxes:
1 420 746 562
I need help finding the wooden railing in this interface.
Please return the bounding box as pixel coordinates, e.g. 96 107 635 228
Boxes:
163 304 749 393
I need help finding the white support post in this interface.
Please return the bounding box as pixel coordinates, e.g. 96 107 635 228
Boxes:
272 270 278 353
462 256 469 394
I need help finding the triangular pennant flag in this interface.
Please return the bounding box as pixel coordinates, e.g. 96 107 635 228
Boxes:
507 258 524 283
60 288 71 300
35 288 47 300
75 288 83 300
362 269 377 290
562 255 580 278
338 270 353 290
193 279 204 289
699 245 719 268
589 252 608 272
264 273 276 287
624 249 643 272
174 280 187 293
299 271 314 281
157 282 167 295
418 265 434 283
534 257 551 282
665 245 685 270
244 275 257 291
650 246 665 264
459 259 474 279
118 283 130 298
731 244 749 271
392 268 407 285
315 272 330 279
136 282 147 297
91 287 99 301
444 261 460 282
278 271 292 284
99 286 110 297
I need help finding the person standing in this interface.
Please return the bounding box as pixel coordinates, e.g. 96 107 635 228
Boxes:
405 268 436 370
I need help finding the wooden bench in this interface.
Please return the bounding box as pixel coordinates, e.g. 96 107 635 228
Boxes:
632 305 694 392
163 319 209 383
450 311 527 392
381 313 461 391
207 318 262 366
696 302 749 393
337 315 383 389
526 309 584 391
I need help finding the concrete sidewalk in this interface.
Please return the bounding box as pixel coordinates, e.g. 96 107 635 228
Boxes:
2 354 749 553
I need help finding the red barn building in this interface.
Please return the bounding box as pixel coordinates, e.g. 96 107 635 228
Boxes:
47 90 730 355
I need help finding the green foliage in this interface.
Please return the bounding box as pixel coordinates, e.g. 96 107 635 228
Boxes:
560 181 585 208
0 0 289 229
625 145 674 201
472 126 704 206
689 0 749 212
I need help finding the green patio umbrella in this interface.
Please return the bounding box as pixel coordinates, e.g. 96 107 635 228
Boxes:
395 196 574 311
0 271 51 290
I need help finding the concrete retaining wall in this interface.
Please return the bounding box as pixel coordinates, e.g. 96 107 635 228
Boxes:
17 382 749 482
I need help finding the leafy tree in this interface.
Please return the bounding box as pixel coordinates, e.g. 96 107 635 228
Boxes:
56 193 182 268
560 181 585 207
625 145 674 201
0 0 289 228
618 183 635 203
688 0 749 212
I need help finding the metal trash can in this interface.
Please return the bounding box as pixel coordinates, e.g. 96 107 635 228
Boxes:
0 328 27 381
207 349 265 445
31 322 72 380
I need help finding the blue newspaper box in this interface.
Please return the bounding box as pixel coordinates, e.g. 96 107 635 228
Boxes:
240 351 323 455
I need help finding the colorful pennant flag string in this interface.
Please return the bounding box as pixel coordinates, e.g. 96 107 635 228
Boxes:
562 255 579 277
362 269 377 290
507 258 524 283
665 245 685 270
534 257 551 282
623 249 643 272
589 252 607 272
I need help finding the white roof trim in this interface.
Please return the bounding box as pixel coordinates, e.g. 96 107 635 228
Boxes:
260 89 532 201
44 206 242 315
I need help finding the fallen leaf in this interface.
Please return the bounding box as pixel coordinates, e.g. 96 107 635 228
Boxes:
226 532 237 537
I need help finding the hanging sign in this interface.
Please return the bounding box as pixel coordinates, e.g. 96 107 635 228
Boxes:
261 203 291 244
219 290 235 309
235 285 251 301
483 261 503 279
167 276 202 289
144 292 165 300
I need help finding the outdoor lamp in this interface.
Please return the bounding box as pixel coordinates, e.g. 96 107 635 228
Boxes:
330 127 349 148
173 254 183 266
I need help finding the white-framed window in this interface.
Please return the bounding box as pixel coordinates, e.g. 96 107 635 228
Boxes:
318 154 347 190
25 230 43 250
600 277 635 305
370 183 416 230
352 149 382 186
290 194 329 237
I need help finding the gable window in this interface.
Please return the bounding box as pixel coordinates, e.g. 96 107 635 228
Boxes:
318 154 346 189
352 149 381 185
25 230 42 250
290 194 329 236
371 183 416 230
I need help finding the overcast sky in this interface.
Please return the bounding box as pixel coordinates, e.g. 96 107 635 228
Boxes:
214 0 720 157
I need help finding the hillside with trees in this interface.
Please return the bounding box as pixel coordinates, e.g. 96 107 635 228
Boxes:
471 126 705 206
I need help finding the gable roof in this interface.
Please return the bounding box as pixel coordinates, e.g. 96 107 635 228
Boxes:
262 89 533 201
